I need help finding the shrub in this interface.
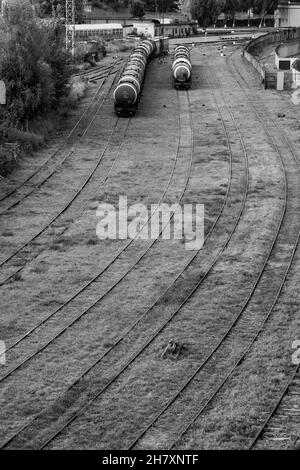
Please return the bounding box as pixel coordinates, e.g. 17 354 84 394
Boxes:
0 0 71 128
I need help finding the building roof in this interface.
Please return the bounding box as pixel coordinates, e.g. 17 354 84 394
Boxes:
71 23 123 31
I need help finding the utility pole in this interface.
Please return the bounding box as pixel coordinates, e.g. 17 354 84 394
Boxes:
66 0 75 56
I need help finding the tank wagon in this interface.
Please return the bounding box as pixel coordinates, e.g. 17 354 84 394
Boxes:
172 45 192 90
113 37 169 117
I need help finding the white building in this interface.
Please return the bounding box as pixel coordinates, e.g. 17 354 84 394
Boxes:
69 23 124 40
128 21 196 38
275 1 300 27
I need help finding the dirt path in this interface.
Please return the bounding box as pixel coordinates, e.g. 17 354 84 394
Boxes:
0 43 299 450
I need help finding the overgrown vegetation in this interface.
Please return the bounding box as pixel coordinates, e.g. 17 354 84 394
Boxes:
0 0 72 175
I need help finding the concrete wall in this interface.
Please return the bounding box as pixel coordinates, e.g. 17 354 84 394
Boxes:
243 50 266 81
246 28 300 57
243 27 300 89
277 41 300 58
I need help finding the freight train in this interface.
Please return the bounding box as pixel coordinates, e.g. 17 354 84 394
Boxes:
172 45 192 90
113 37 169 117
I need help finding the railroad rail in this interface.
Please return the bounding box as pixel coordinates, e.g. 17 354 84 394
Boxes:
0 85 250 449
128 63 300 449
0 89 193 449
248 367 299 449
0 72 122 284
0 74 115 211
143 58 300 451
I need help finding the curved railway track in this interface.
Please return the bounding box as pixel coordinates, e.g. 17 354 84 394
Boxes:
3 50 296 450
0 89 192 386
226 52 300 451
0 83 251 449
126 74 287 451
38 83 250 451
0 59 127 210
0 73 116 213
0 72 123 283
0 88 194 448
148 61 300 451
0 115 128 287
248 366 299 449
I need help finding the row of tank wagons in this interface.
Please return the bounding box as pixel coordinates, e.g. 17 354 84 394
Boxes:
172 45 192 90
113 37 169 117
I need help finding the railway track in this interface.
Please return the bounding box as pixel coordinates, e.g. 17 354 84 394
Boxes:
0 91 186 370
248 367 300 449
0 89 195 447
146 62 300 451
225 52 300 451
0 72 123 284
1 87 197 440
73 57 126 81
0 73 114 213
37 84 250 451
0 81 251 452
125 74 285 451
1 41 297 452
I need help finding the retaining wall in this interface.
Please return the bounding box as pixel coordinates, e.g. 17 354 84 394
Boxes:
243 28 300 90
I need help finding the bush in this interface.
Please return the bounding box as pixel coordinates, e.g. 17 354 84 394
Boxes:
6 128 45 151
68 78 88 104
0 143 19 176
0 0 71 128
105 39 136 54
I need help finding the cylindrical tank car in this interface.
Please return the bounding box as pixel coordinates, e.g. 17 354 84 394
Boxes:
172 45 192 90
113 37 169 117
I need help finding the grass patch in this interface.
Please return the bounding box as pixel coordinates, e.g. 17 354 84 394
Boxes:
6 128 45 151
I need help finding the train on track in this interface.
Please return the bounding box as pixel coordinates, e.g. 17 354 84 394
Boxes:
172 45 192 90
113 37 169 117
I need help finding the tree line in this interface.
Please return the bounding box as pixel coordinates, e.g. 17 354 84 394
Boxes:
179 1 278 26
31 1 278 23
107 0 278 23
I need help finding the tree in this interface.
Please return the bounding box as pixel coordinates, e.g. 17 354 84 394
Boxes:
0 0 70 126
129 0 145 17
179 0 226 26
253 0 277 26
37 0 84 21
223 0 238 27
147 0 179 12
178 0 192 18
